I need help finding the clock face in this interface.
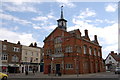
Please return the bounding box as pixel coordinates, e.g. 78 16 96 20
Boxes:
59 21 62 26
63 21 66 26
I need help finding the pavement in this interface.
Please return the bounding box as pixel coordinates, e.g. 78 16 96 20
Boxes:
8 71 120 78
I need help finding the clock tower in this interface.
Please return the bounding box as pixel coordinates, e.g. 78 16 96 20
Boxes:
57 6 67 31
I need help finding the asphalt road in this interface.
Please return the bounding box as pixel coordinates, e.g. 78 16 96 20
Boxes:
8 72 120 80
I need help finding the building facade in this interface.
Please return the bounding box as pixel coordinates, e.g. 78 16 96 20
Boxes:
43 6 104 74
20 43 41 73
0 40 42 73
0 40 2 72
105 51 120 71
0 40 22 73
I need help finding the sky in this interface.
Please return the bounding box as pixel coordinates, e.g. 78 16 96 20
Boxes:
0 0 119 59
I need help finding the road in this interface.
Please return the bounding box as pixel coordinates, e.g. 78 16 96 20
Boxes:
8 72 120 80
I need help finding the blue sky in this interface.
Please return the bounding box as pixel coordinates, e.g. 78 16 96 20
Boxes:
0 1 119 59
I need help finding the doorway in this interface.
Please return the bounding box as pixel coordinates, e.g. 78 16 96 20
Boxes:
56 64 60 74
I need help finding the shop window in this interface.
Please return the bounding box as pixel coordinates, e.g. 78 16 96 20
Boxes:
66 64 73 69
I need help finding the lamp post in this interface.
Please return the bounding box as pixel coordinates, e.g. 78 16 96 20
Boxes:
51 57 54 75
14 56 17 75
76 53 79 77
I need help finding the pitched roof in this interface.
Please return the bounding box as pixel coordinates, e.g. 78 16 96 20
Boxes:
106 52 120 62
43 27 67 42
111 53 120 61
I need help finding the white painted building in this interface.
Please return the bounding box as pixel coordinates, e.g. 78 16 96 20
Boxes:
20 43 41 73
105 51 120 71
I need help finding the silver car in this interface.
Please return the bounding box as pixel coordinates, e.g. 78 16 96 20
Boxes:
115 67 120 74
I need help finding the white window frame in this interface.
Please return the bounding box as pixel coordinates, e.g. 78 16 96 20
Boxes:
94 49 97 56
1 54 8 60
98 50 101 57
3 45 7 50
12 55 19 62
83 45 87 54
66 64 73 69
89 47 92 55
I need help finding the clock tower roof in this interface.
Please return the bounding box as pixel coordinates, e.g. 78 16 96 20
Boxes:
57 6 67 31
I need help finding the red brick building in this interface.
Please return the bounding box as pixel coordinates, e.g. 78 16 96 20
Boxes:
43 6 104 74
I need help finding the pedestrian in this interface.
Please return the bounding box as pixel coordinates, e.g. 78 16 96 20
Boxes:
33 68 35 75
25 69 28 75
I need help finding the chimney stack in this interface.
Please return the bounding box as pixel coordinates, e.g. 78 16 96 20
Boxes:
17 41 21 45
94 35 98 44
34 42 37 47
4 40 7 42
110 51 115 55
94 35 98 41
85 29 88 37
29 43 33 47
111 51 114 53
115 53 117 55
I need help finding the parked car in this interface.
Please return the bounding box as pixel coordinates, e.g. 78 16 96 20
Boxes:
0 72 8 80
115 67 120 74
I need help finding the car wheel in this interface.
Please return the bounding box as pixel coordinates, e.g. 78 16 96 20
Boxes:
2 76 7 80
115 72 117 74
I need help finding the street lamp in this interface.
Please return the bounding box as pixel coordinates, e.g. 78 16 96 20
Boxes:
51 57 54 75
76 53 79 77
14 56 17 75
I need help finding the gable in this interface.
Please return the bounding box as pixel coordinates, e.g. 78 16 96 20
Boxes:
105 54 117 64
43 27 69 42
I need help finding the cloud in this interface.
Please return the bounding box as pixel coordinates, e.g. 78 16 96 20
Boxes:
0 27 37 46
32 16 48 21
0 9 3 13
71 19 118 45
75 8 96 19
33 26 41 30
0 13 32 25
95 19 116 24
56 0 76 8
32 12 57 21
69 17 118 59
2 2 40 13
105 3 117 12
9 26 19 31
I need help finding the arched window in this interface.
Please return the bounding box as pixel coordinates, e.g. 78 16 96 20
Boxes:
98 50 101 57
77 46 81 53
94 49 97 56
89 47 92 55
83 45 87 54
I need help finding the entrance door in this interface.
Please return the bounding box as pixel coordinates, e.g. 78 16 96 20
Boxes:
22 67 24 73
56 64 60 74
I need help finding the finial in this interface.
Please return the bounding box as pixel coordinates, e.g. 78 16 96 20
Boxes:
61 5 63 19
